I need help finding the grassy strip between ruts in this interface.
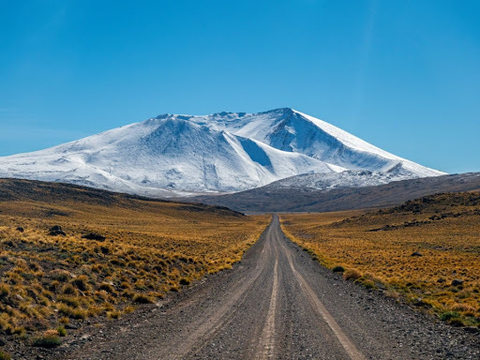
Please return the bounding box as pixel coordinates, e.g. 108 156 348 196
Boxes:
280 192 480 330
0 180 270 347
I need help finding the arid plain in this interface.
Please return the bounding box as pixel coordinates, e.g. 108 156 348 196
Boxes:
0 179 268 357
0 180 479 359
281 192 480 329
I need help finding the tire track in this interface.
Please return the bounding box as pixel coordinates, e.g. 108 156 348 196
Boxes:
278 233 367 360
56 215 479 360
157 220 276 360
254 257 279 360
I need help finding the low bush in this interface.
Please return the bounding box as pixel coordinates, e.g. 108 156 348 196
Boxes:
440 311 461 321
107 310 121 319
133 294 154 304
343 269 362 281
98 283 116 294
179 278 190 286
33 330 62 348
0 351 12 360
57 326 67 337
360 279 376 289
332 266 345 273
71 275 90 292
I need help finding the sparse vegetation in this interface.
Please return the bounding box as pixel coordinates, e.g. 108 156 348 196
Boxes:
0 179 269 343
281 192 480 328
133 294 155 304
57 326 67 337
0 351 12 360
32 330 62 348
343 269 362 281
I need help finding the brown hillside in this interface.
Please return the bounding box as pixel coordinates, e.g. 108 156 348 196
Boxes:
0 178 269 343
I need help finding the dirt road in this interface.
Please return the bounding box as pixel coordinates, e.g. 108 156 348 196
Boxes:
55 215 479 359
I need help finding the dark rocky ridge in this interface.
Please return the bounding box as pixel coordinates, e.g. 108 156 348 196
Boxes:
188 172 480 213
0 178 243 217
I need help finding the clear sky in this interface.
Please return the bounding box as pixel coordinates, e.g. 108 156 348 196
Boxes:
1 0 479 173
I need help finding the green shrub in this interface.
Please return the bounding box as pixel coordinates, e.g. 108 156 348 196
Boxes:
33 331 62 348
361 279 376 289
439 311 467 326
57 326 67 337
0 351 12 360
332 266 345 273
440 311 461 321
448 318 466 327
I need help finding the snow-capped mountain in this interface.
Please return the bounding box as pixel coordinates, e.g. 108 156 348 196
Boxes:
0 108 444 197
252 168 424 193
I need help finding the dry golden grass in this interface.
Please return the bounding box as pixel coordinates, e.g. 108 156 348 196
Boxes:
281 192 480 328
0 180 269 342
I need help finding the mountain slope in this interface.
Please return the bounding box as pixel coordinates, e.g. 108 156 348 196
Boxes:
190 172 480 213
0 108 444 196
182 108 439 176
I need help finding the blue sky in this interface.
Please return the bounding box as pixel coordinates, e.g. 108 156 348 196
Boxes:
1 0 479 173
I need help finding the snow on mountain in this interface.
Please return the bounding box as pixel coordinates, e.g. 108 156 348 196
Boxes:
185 108 439 176
0 108 444 197
258 168 422 193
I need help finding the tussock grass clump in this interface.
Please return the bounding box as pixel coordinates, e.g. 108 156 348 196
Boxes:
61 284 78 296
133 294 154 304
98 283 116 294
0 283 10 298
440 311 461 321
107 310 121 319
33 329 62 348
360 279 377 290
71 275 90 292
58 304 89 320
49 269 72 282
57 326 67 336
343 269 362 281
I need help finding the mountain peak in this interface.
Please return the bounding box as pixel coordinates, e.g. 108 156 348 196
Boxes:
0 109 444 197
259 107 296 116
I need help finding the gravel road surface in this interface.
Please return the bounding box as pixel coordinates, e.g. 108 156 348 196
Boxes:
49 215 479 360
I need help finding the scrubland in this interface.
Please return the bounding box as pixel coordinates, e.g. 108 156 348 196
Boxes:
0 179 269 346
281 192 480 328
